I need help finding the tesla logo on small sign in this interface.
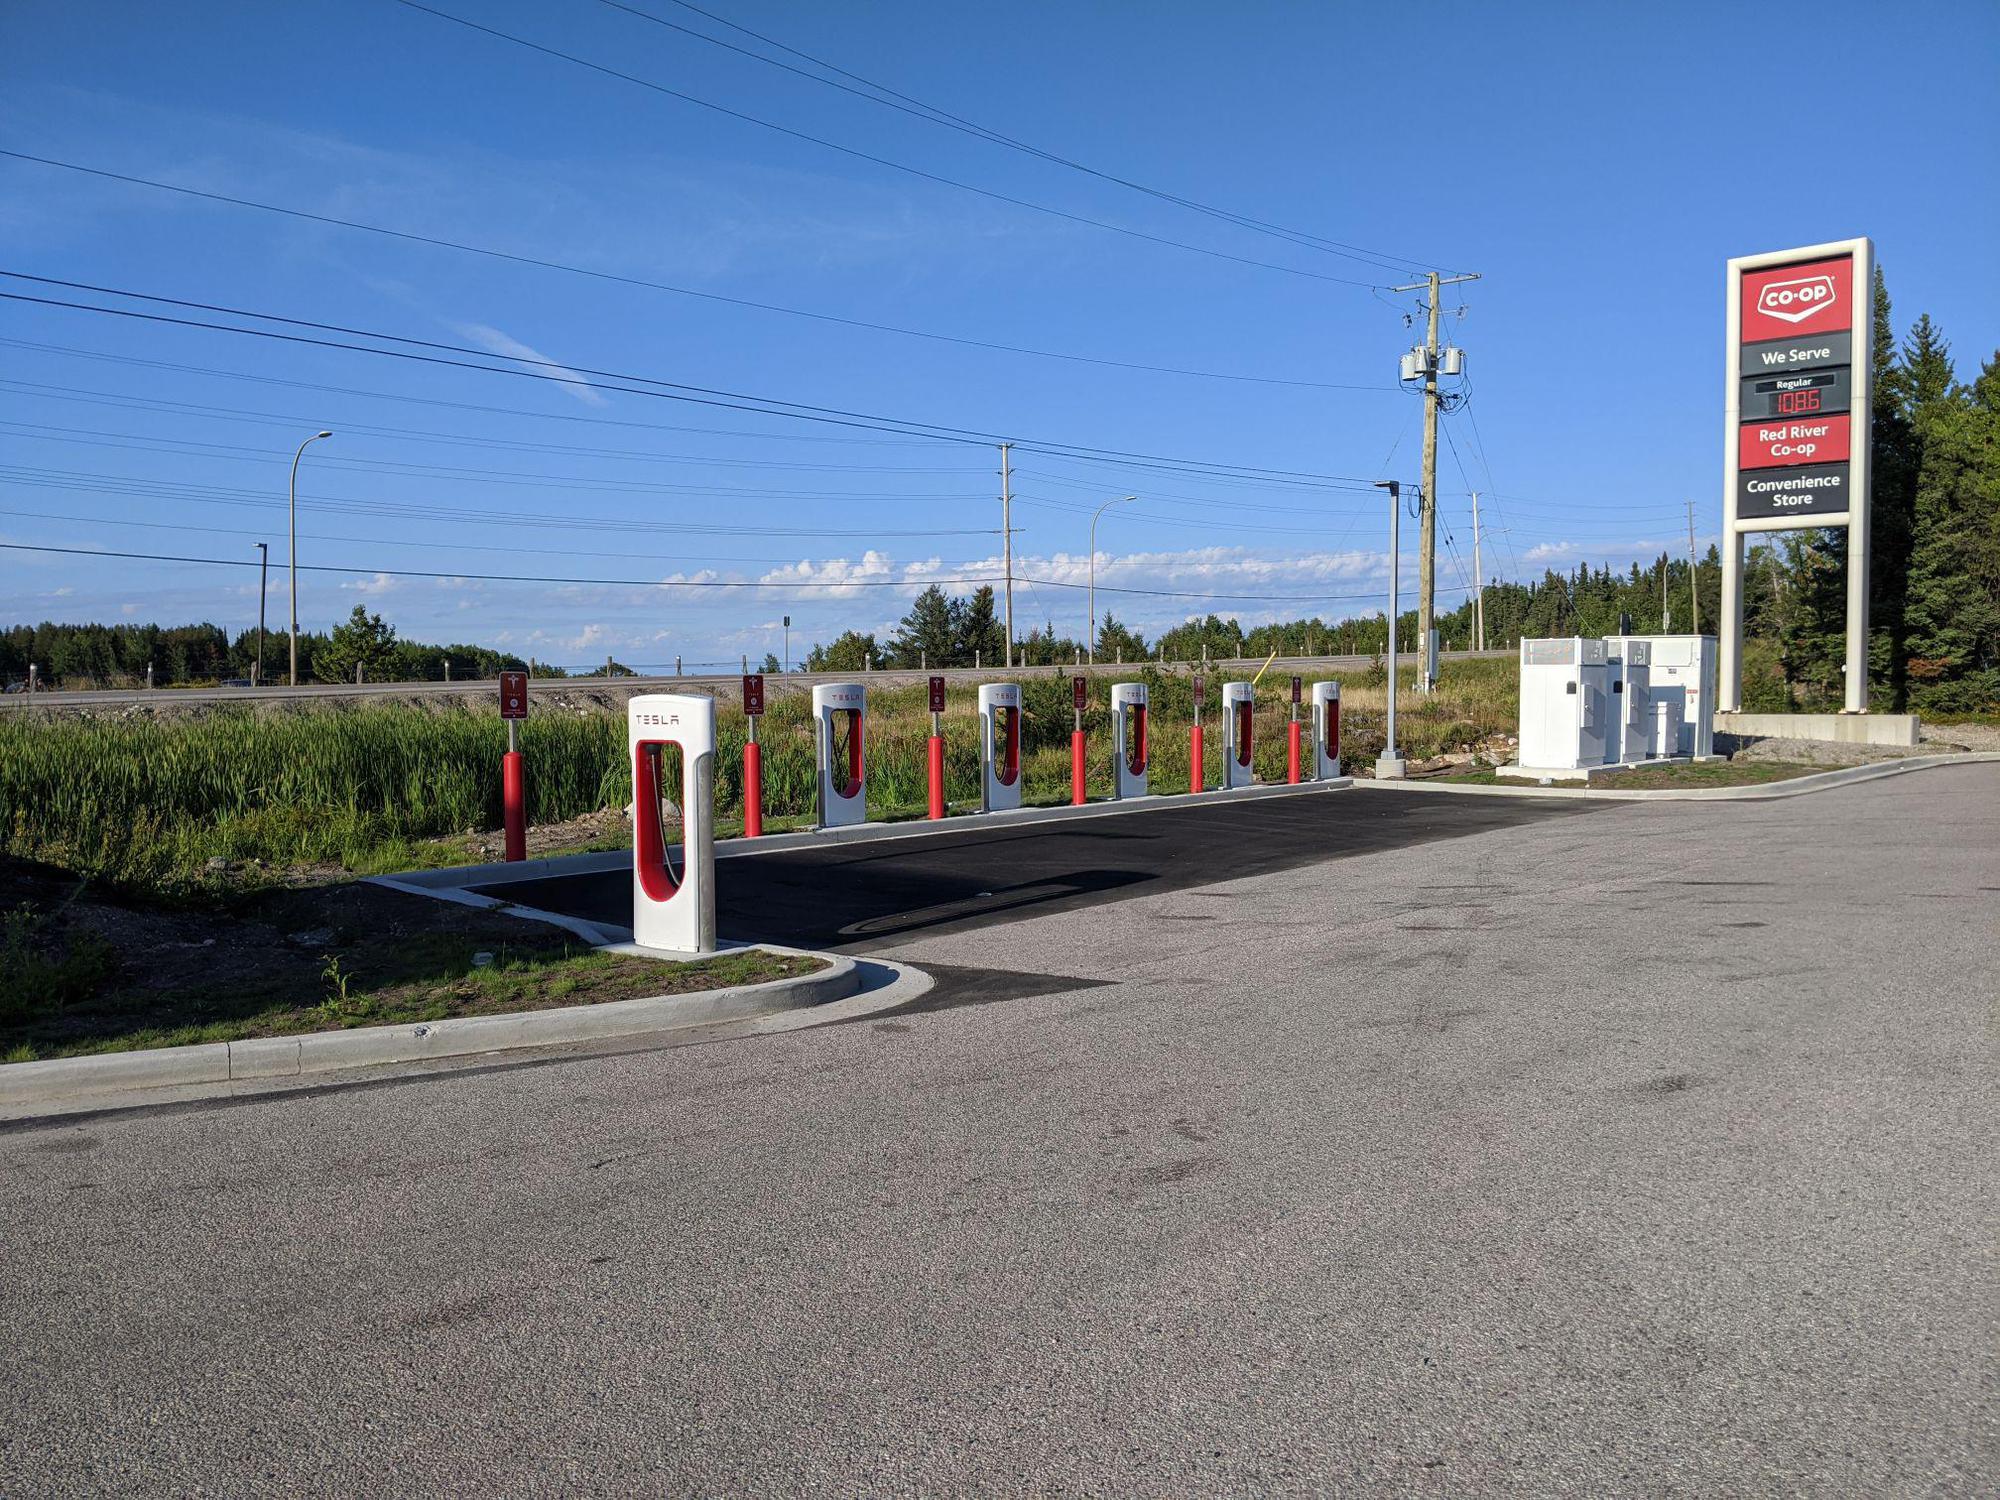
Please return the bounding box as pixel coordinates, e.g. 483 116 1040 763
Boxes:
1072 675 1087 710
742 674 764 715
928 676 946 713
1756 274 1838 325
499 671 528 720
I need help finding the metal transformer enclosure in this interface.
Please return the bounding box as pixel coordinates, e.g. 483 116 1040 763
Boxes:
1518 637 1610 771
1110 681 1148 800
977 682 1023 813
1221 681 1256 789
1310 680 1342 780
1603 636 1655 763
627 693 717 954
811 681 867 828
1633 635 1716 757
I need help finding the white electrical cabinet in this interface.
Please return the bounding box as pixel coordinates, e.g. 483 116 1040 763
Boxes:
1631 635 1715 757
1518 637 1610 770
1603 636 1654 763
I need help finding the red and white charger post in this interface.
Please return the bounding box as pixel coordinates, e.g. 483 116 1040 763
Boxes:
1222 680 1256 790
1070 674 1088 805
978 681 1022 813
812 682 867 828
1189 674 1207 793
1287 675 1304 784
1311 679 1343 780
741 672 764 838
1111 681 1148 800
628 693 717 954
926 675 947 820
499 670 528 862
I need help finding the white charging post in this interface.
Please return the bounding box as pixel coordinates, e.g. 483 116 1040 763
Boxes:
627 693 717 954
811 681 867 828
1220 681 1256 789
977 682 1023 812
1110 681 1148 800
1311 680 1343 779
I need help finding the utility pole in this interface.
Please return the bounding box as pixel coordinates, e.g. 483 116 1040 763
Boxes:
1686 498 1701 634
999 442 1014 667
254 541 268 686
1470 491 1484 651
1391 270 1479 693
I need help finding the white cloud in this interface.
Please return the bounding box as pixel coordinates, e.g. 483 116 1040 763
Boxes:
342 572 401 595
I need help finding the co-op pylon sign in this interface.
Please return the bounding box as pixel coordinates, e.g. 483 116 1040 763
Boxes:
1719 236 1874 714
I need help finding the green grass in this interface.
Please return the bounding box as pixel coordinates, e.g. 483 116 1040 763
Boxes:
0 659 1520 889
1 939 820 1062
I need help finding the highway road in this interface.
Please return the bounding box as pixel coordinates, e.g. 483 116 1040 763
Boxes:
4 765 1994 1494
0 649 1514 710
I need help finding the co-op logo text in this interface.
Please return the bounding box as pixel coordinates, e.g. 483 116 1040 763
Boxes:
1757 274 1838 325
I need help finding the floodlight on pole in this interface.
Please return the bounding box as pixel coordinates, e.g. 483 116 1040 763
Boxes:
1087 494 1136 664
288 430 333 687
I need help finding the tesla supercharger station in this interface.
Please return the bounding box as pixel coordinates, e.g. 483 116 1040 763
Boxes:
978 682 1023 813
1517 638 1610 771
1311 680 1342 780
1636 635 1716 758
1221 680 1256 790
1603 637 1653 763
812 681 867 827
628 693 717 954
1110 681 1148 800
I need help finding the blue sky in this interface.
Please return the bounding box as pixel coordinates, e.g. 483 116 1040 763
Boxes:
3 0 1996 668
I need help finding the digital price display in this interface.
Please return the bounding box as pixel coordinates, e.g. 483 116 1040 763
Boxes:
1739 367 1851 421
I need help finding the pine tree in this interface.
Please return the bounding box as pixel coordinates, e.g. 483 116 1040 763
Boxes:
952 585 1006 666
313 605 399 684
1902 347 2000 712
887 584 959 668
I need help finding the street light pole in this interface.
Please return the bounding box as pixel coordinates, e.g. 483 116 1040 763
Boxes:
1373 480 1407 779
254 541 268 686
1087 494 1135 665
288 430 332 686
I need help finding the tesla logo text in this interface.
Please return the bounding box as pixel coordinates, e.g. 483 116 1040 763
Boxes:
1756 274 1837 324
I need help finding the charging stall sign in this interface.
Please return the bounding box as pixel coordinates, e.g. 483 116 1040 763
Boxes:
499 671 528 720
1732 252 1862 522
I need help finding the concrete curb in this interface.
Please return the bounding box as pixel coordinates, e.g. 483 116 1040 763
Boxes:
0 947 862 1114
1353 751 2000 802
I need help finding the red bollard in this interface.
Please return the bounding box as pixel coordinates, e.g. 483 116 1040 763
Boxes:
1190 724 1204 793
743 740 763 838
502 749 527 862
927 734 946 819
1287 721 1302 784
1070 728 1087 805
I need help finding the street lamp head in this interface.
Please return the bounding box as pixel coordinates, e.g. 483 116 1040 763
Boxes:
315 430 333 439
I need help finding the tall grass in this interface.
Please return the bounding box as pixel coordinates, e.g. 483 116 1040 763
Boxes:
0 660 1519 887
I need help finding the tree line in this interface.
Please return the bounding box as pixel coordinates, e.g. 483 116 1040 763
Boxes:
0 606 571 688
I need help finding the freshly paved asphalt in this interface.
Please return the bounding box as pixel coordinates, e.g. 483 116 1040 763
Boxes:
4 766 1996 1495
483 786 1603 949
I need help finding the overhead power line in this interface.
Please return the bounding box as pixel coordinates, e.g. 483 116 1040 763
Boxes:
0 507 997 569
0 272 1382 487
0 150 1388 391
595 0 1445 277
391 0 1386 288
1 540 1452 603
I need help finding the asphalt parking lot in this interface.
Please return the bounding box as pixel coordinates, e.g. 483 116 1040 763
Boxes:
482 785 1602 949
3 766 1995 1495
